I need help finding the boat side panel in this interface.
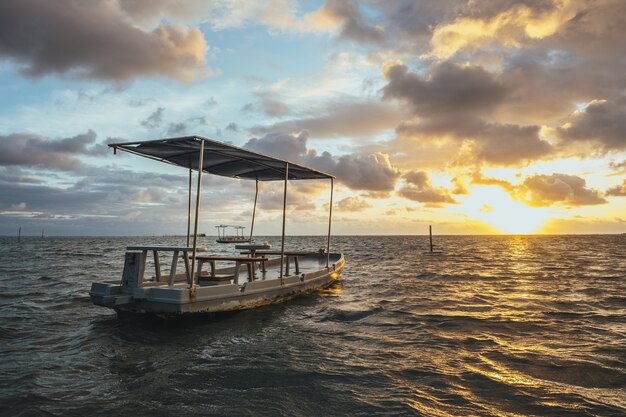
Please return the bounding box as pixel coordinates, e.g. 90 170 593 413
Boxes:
109 253 345 316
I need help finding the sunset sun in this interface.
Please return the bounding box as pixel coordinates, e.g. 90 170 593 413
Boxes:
463 186 550 234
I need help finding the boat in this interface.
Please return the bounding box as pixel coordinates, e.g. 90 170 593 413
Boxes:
215 225 252 243
89 136 345 317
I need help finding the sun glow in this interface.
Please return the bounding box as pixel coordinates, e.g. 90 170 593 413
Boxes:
462 186 551 234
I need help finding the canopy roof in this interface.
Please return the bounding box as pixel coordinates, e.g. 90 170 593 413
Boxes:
109 136 334 181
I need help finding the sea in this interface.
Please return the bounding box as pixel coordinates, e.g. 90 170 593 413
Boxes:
0 235 625 416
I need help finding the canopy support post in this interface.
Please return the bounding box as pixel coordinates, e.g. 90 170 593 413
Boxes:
326 177 334 268
190 139 205 294
250 180 258 241
280 164 288 282
186 167 192 247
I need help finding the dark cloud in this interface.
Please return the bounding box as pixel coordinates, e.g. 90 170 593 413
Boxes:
398 171 456 204
241 93 291 118
0 0 209 82
397 116 552 166
241 103 255 113
554 97 626 152
128 97 156 107
0 131 107 171
606 180 626 197
141 107 165 129
0 162 193 214
0 167 43 185
375 1 458 46
333 152 400 191
382 61 553 166
520 173 607 207
382 61 508 117
473 123 552 166
259 97 290 118
538 0 626 61
331 0 626 131
244 132 400 192
166 122 187 136
609 160 626 175
204 97 218 108
245 132 309 162
320 0 386 45
251 100 404 139
225 122 238 132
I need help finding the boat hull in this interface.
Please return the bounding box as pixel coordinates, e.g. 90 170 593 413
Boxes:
90 253 344 317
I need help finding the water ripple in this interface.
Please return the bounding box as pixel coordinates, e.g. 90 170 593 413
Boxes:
0 235 625 416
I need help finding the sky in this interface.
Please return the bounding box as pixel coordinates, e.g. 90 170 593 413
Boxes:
1 0 626 236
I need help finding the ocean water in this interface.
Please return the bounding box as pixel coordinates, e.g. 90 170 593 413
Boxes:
0 235 625 416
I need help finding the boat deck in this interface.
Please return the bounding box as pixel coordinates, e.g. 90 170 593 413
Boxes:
197 254 331 286
137 252 339 288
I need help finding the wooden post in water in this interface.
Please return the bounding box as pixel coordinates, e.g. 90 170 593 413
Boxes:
18 227 21 243
429 225 433 253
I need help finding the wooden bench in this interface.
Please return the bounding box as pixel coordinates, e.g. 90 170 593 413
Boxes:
126 245 207 286
243 250 315 275
195 255 268 284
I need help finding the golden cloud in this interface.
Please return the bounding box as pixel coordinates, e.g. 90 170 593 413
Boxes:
430 0 581 59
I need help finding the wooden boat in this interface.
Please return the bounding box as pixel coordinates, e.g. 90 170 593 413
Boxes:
89 136 344 317
215 225 252 243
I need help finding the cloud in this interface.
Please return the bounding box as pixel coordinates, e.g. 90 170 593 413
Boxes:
606 180 626 197
398 171 456 205
141 107 165 129
225 122 239 132
333 152 400 192
382 61 508 117
553 97 626 152
336 196 372 211
429 0 582 59
240 90 291 118
243 131 401 191
451 176 468 195
0 131 107 171
251 100 405 139
0 0 210 82
470 172 516 193
0 164 192 215
609 160 626 171
311 0 385 44
470 171 607 207
383 62 552 166
119 0 333 34
257 187 316 211
520 173 607 207
472 123 553 166
166 123 188 136
245 131 309 162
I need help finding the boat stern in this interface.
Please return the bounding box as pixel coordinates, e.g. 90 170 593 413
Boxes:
89 282 133 308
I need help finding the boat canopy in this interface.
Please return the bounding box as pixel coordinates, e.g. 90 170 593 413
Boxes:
109 136 334 181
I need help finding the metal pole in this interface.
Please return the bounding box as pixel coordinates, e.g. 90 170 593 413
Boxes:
429 225 433 253
326 178 334 267
250 179 258 241
280 163 288 281
190 140 205 293
187 167 192 247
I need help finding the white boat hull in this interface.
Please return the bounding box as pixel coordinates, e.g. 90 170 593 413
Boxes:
90 253 344 317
